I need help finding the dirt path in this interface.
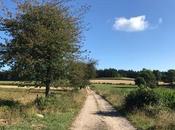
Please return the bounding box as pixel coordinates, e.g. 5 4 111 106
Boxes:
71 88 136 130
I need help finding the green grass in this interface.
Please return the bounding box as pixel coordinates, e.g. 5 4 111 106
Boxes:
0 88 86 130
92 84 175 130
154 87 175 109
91 84 136 108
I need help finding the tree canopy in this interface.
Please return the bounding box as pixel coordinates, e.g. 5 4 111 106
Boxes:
139 69 157 88
135 77 146 87
0 0 88 96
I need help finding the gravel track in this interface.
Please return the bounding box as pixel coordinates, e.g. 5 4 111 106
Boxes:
71 88 136 130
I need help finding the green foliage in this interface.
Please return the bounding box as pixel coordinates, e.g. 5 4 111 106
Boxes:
124 88 159 111
139 69 157 88
153 70 162 82
69 62 89 89
96 69 138 78
86 61 97 79
69 61 96 89
155 88 175 109
166 70 175 85
0 0 86 96
135 77 146 87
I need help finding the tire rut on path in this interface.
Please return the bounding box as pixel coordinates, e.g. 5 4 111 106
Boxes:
71 88 136 130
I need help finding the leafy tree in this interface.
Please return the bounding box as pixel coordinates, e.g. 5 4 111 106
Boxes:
135 77 146 87
0 0 86 96
153 70 162 85
69 61 94 89
139 69 157 88
86 61 97 79
166 69 175 85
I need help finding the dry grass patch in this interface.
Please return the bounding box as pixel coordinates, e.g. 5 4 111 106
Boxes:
0 88 86 130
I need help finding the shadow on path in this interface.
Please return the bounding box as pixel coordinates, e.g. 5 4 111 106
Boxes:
95 110 122 117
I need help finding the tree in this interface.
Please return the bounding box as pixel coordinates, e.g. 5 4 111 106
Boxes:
86 61 97 79
0 0 85 96
135 77 146 87
69 61 91 89
139 69 157 88
96 69 138 78
96 68 120 78
166 69 175 85
153 70 162 85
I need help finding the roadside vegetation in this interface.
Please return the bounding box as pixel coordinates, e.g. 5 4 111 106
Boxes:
92 84 175 130
0 88 86 129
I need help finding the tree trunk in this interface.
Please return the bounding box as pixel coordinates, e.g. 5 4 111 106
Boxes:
45 82 50 97
45 65 51 97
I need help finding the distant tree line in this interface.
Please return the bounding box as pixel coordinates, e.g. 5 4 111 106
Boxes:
96 68 138 78
96 68 175 87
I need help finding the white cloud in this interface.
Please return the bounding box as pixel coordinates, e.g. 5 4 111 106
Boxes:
113 15 149 32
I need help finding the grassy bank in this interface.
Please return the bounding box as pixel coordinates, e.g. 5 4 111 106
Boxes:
92 84 175 130
0 88 86 130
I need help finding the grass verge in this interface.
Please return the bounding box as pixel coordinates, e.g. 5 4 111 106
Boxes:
0 88 86 130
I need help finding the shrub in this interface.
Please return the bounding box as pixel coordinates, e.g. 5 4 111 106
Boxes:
135 77 146 87
124 88 159 111
139 69 157 88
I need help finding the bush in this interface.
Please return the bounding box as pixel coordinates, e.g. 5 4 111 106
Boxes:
135 77 146 87
139 69 157 88
124 88 159 111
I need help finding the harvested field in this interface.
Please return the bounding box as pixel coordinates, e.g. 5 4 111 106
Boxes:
90 79 169 86
90 79 135 85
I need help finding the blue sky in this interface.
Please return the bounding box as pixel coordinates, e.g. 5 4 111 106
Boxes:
77 0 175 71
1 0 175 71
